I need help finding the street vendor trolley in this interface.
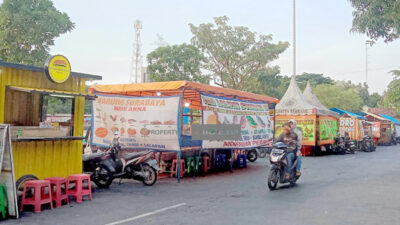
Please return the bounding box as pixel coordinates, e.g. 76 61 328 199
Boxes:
0 60 101 195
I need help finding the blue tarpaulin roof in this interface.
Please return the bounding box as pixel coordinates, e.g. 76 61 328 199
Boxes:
379 114 400 124
330 108 366 120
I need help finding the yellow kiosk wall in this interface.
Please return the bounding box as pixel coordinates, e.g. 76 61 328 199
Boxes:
0 66 85 180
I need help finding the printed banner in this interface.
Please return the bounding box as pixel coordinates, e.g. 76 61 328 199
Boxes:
339 117 363 140
319 117 338 143
395 125 400 137
275 116 316 146
201 94 273 149
92 95 180 151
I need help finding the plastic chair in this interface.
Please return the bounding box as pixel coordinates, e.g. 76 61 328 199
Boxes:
203 156 211 174
67 174 92 203
20 180 53 213
236 154 247 168
0 185 7 219
171 159 186 178
186 157 195 174
45 177 69 208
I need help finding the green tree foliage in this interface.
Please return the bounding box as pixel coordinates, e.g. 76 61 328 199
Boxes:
381 70 400 112
314 84 363 112
189 16 289 90
336 80 381 107
147 44 209 83
0 0 74 66
349 0 400 43
296 73 334 90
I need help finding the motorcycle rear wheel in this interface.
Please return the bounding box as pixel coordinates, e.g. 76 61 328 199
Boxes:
247 150 258 162
142 165 157 186
93 166 114 189
267 168 279 190
258 149 267 158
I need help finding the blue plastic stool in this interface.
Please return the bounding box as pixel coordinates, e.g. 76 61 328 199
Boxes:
214 154 227 169
236 154 247 168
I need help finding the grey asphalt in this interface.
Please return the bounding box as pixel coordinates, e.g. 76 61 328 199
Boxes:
5 145 400 225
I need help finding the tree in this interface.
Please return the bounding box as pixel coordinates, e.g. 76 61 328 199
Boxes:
296 73 334 90
349 0 400 43
382 71 400 112
366 92 381 107
147 44 209 83
0 0 74 66
255 67 290 99
314 84 363 112
189 16 289 90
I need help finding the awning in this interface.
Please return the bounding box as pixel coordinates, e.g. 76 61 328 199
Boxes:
363 111 388 121
330 108 366 120
379 114 400 125
7 86 96 100
89 80 279 110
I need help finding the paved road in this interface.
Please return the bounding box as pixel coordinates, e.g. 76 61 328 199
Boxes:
7 145 400 225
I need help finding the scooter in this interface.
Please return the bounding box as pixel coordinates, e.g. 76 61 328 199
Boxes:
85 132 160 188
361 135 376 152
267 142 300 190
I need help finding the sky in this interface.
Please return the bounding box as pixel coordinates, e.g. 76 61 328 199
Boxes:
13 0 400 94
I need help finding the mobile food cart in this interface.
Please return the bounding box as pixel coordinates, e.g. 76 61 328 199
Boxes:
275 78 338 156
363 112 397 145
89 81 278 180
330 108 367 149
0 58 101 195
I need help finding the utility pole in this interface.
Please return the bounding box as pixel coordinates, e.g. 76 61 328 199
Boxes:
130 20 142 83
293 0 296 78
365 43 368 84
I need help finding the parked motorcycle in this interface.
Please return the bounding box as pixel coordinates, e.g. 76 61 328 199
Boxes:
267 142 300 190
361 135 376 152
83 132 160 188
246 149 258 162
334 136 355 154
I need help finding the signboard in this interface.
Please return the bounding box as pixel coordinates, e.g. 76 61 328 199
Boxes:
319 117 338 144
371 122 381 138
275 115 316 146
92 95 181 151
201 94 273 149
0 125 18 218
44 55 71 83
395 125 400 138
339 117 363 140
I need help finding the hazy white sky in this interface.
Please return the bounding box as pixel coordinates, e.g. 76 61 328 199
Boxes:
9 0 400 94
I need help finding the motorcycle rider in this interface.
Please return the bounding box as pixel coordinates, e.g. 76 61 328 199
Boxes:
275 123 298 179
289 119 302 176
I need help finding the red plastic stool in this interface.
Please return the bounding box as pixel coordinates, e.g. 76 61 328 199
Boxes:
45 177 68 208
170 159 186 178
203 156 211 173
20 180 53 213
67 174 92 203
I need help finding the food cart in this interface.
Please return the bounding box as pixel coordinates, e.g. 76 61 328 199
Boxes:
0 58 101 192
363 112 394 145
330 108 367 149
89 81 278 180
275 78 338 156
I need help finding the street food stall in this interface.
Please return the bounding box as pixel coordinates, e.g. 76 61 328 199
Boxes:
89 81 278 180
275 78 338 156
330 108 370 149
363 112 394 145
0 58 101 190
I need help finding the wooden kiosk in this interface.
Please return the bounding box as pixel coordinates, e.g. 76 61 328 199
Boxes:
0 58 101 189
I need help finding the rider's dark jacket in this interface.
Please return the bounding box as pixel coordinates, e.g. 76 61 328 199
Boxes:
275 131 298 152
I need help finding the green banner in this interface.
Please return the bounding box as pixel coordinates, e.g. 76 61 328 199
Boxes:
319 119 338 141
275 118 315 143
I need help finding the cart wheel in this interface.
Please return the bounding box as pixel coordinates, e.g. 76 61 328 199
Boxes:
16 174 39 206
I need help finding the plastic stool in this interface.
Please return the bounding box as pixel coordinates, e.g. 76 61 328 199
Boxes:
186 157 195 174
20 180 53 213
195 156 203 174
237 154 247 168
203 156 211 173
45 177 68 208
170 159 186 178
215 154 227 169
67 174 92 203
0 185 7 219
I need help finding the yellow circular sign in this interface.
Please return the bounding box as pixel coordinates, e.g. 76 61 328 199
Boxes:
45 55 71 83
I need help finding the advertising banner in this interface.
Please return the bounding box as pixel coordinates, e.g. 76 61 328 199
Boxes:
92 94 181 151
339 117 363 140
201 94 273 149
319 117 338 144
395 125 400 138
275 115 316 146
